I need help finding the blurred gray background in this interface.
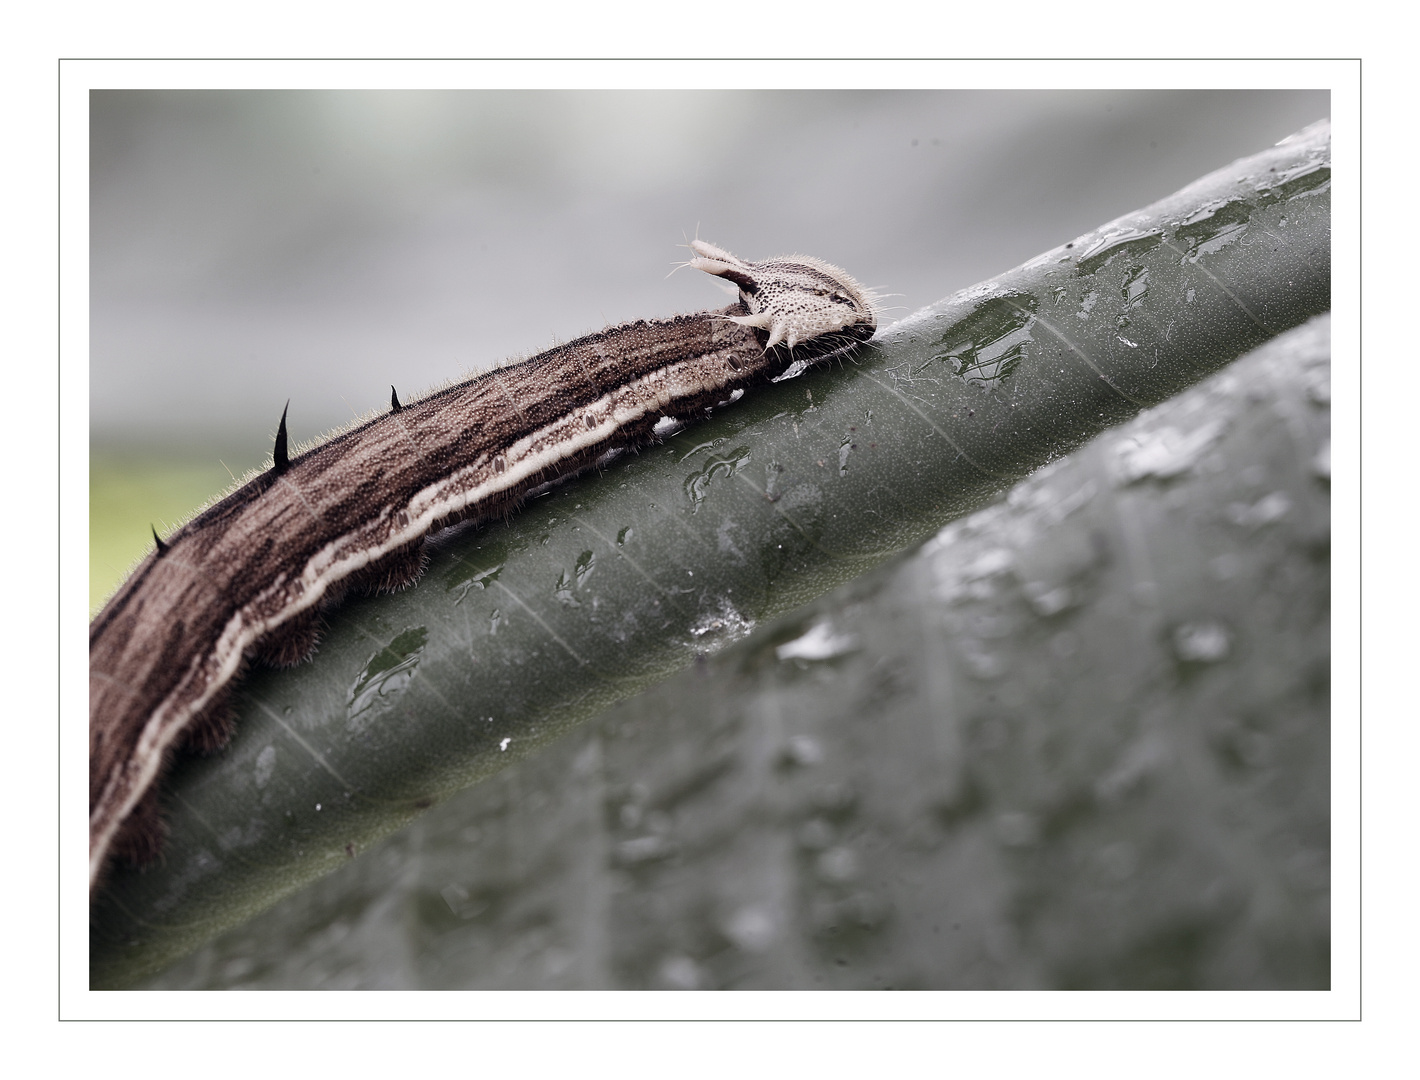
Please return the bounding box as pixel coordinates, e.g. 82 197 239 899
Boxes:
91 90 1332 990
91 89 1330 451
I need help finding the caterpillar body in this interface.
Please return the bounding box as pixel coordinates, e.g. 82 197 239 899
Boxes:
88 241 877 895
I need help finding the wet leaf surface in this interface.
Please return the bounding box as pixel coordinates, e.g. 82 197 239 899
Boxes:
92 122 1332 989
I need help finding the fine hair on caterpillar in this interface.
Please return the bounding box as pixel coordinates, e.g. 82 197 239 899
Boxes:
88 241 878 895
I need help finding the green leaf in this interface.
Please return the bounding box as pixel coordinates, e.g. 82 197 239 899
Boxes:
90 120 1331 988
152 312 1334 990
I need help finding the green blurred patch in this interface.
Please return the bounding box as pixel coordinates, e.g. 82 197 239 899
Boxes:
89 447 261 615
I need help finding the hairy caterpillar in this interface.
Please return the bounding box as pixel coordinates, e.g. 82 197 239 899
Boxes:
89 241 878 894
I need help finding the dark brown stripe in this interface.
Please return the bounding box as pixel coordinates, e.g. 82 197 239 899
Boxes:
89 247 877 894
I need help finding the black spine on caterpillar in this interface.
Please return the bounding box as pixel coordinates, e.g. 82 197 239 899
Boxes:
87 242 879 895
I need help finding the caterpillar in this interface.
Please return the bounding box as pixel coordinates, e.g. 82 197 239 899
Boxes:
88 241 878 895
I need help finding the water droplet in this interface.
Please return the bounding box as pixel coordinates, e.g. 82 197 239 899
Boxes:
553 569 579 607
253 745 276 789
926 295 1038 380
657 955 702 990
960 640 1008 680
440 883 491 920
689 601 756 649
775 621 859 662
1113 420 1228 484
684 446 752 512
780 735 824 767
941 316 1034 388
616 834 677 865
574 549 596 586
1226 491 1292 528
722 905 778 953
817 846 861 883
1313 439 1331 479
1181 218 1248 263
837 437 854 477
1095 734 1170 801
1023 581 1075 617
1172 621 1232 663
764 461 785 501
448 562 503 603
346 627 427 730
1121 265 1150 308
966 548 1014 579
1075 224 1163 272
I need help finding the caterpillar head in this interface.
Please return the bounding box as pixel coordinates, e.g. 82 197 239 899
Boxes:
689 240 878 351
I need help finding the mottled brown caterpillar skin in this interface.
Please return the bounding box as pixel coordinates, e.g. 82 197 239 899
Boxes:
89 244 876 895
